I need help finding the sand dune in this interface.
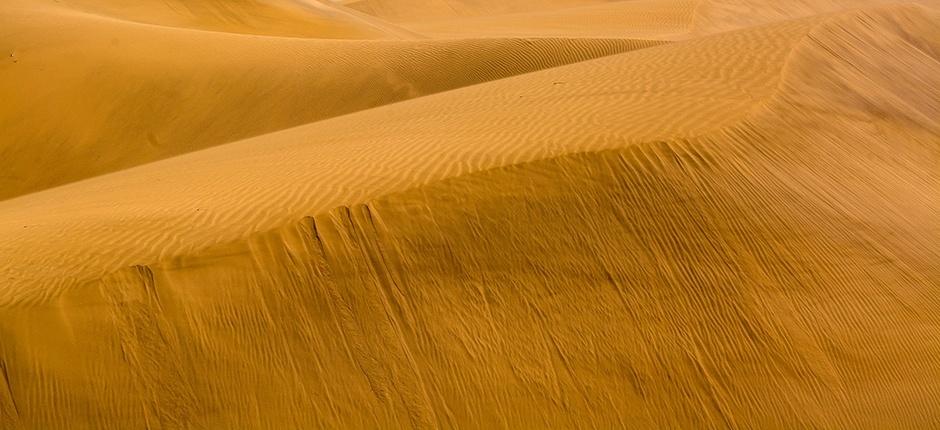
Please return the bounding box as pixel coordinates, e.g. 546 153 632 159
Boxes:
395 0 699 39
352 0 940 39
1 0 939 428
1 2 659 198
24 0 414 38
691 0 940 34
0 11 825 299
345 0 611 22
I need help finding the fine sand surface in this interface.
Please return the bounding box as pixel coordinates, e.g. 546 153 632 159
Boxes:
1 0 939 428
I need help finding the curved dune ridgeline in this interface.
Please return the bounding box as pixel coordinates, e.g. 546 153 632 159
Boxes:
0 2 661 199
1 0 939 428
0 12 831 300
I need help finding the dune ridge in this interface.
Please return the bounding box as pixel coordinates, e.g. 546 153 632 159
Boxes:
1 1 938 428
1 2 662 198
1 5 935 298
0 11 834 302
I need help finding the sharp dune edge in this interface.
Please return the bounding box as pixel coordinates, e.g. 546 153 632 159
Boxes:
0 1 939 428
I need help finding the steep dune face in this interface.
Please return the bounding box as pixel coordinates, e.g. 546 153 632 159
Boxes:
2 0 939 428
0 3 658 199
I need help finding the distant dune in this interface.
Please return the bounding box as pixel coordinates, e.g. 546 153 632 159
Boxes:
33 0 415 38
1 0 938 428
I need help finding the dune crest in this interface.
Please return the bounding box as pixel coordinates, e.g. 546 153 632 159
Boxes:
0 12 829 300
1 0 939 428
0 1 661 199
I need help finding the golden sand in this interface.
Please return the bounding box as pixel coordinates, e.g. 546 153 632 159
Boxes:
1 0 939 428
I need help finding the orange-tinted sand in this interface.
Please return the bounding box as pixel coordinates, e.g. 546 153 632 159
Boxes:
1 0 939 428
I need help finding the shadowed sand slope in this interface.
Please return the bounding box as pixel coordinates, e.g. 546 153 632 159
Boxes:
1 1 939 429
0 3 661 199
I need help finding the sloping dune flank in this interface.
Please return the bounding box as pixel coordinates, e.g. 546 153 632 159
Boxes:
344 0 611 22
348 0 940 39
691 0 940 34
19 0 414 38
0 13 829 298
1 1 939 429
394 0 699 39
0 2 660 198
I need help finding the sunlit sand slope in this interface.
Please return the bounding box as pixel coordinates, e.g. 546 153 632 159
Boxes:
691 0 940 34
345 0 609 22
0 4 659 199
0 4 938 428
375 0 940 39
0 13 824 299
395 0 698 39
15 0 413 38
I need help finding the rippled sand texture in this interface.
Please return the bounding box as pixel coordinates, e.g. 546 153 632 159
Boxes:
1 0 939 428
